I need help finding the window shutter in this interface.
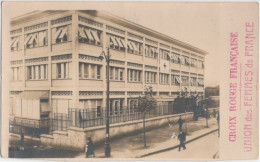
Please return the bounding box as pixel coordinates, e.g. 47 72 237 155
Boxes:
51 63 57 79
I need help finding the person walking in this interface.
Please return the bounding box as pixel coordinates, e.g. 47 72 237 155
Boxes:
85 137 95 158
178 117 183 131
178 131 186 151
20 133 24 151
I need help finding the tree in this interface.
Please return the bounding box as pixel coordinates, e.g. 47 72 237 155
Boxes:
137 87 157 147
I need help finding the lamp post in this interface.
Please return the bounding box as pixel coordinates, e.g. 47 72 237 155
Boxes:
99 48 111 157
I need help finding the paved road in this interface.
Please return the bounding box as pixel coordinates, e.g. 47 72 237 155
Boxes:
142 132 219 160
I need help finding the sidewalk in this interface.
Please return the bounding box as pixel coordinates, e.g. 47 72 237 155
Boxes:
76 117 219 158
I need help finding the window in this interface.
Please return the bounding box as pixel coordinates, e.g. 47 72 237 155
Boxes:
145 71 157 83
198 78 204 87
53 25 72 44
171 75 181 85
171 53 180 64
190 58 197 67
127 40 142 55
107 34 126 51
197 60 204 69
38 30 48 46
12 67 22 81
190 77 197 86
181 76 189 86
10 36 20 51
129 99 138 114
57 63 69 79
160 49 170 61
183 56 191 66
159 73 169 84
106 66 124 81
127 69 142 82
79 62 102 80
145 45 158 59
78 25 101 46
27 65 48 80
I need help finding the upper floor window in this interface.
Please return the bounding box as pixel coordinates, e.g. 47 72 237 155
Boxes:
127 40 142 55
52 25 71 44
127 69 142 82
145 45 158 59
107 34 126 51
145 71 157 83
171 75 181 85
107 66 124 81
159 73 169 84
160 49 170 61
190 58 197 67
25 30 47 49
181 76 189 86
27 64 48 80
183 56 191 66
198 78 204 87
57 62 70 79
78 25 101 46
190 77 197 86
171 53 180 64
79 62 101 80
197 60 204 69
10 36 21 51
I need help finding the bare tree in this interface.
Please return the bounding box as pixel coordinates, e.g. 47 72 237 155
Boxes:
137 86 157 147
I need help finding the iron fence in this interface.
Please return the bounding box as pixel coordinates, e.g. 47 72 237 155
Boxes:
9 117 51 138
68 105 175 129
52 113 70 131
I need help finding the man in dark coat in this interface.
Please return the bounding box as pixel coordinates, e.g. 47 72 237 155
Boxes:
178 131 186 151
85 137 95 158
178 117 183 131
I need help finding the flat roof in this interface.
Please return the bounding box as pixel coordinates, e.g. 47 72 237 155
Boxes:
11 10 208 55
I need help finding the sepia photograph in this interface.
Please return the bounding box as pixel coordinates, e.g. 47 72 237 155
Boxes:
1 2 258 160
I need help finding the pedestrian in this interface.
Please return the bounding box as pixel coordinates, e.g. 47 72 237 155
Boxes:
20 133 24 151
178 131 186 151
213 109 216 118
178 117 183 131
85 137 95 158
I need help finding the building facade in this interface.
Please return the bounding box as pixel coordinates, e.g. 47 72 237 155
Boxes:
9 10 207 134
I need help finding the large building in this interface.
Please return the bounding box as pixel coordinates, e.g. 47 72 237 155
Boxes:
9 10 207 135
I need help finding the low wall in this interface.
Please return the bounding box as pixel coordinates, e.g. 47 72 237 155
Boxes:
41 112 194 151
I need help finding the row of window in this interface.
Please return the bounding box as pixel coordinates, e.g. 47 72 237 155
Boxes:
10 25 204 68
13 62 204 85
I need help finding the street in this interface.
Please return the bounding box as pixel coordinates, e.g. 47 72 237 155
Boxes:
142 132 219 160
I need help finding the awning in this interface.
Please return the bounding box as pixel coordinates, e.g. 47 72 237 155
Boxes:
120 39 127 48
91 30 100 43
110 36 118 46
190 78 194 83
185 58 191 64
172 54 179 61
28 33 37 45
84 29 94 41
17 91 49 100
198 79 204 85
58 27 67 39
54 28 62 39
130 41 138 51
179 56 184 63
127 41 134 50
78 27 87 38
39 31 47 44
175 76 182 84
24 34 33 45
151 48 155 53
41 102 51 112
11 38 18 48
115 37 123 48
167 52 173 59
154 48 158 53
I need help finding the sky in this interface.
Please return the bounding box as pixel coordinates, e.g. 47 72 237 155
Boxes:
4 2 234 87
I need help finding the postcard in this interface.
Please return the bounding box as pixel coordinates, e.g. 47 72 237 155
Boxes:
1 2 259 160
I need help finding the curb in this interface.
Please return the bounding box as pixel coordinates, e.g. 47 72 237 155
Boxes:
136 128 218 158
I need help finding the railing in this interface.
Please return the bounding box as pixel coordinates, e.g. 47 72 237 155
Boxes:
68 105 175 129
9 117 51 138
52 113 70 131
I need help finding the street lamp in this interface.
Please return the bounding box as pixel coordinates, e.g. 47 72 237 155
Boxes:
99 48 111 157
